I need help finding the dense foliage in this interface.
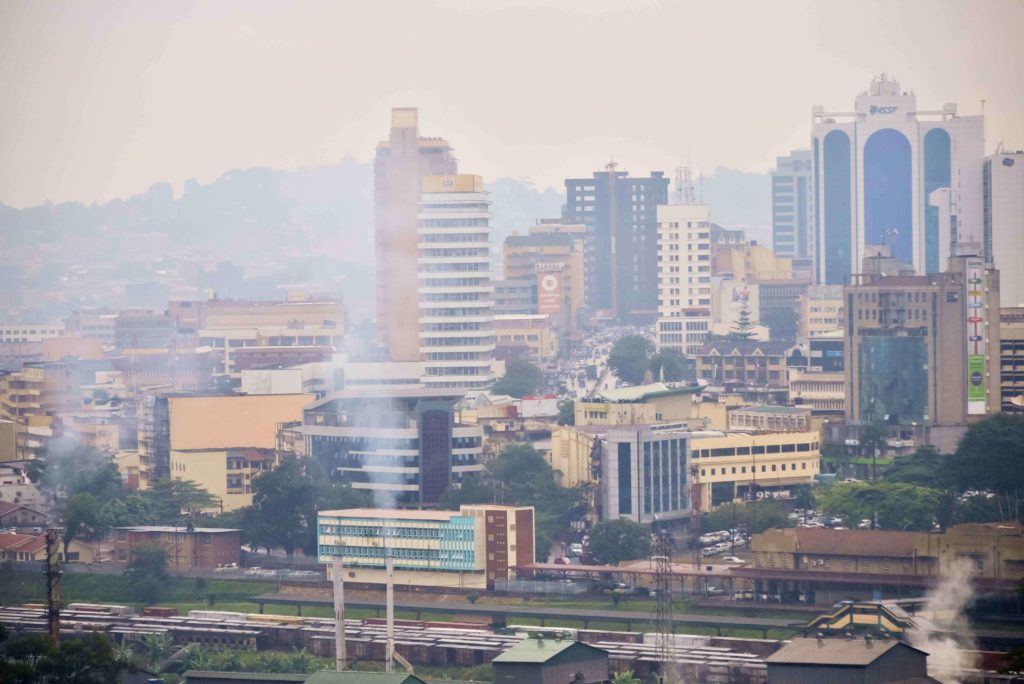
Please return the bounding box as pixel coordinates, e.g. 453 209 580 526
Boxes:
608 335 653 385
492 357 545 398
0 626 132 684
440 443 589 560
587 518 652 565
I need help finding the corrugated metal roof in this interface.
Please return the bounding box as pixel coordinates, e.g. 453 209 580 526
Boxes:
795 528 916 558
595 382 702 403
493 638 604 663
303 673 427 684
765 638 926 666
182 671 306 682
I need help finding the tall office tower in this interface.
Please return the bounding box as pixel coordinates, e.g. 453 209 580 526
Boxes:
655 204 712 355
812 75 985 284
502 221 586 331
984 151 1024 307
374 108 457 361
564 166 669 321
771 150 813 260
418 175 497 391
844 253 1000 428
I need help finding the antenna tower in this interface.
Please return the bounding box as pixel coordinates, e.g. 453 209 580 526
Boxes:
675 167 697 204
653 527 676 683
45 528 61 641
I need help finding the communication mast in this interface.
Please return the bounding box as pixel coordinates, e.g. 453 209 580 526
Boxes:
674 167 697 204
45 528 61 641
690 463 702 567
653 527 676 683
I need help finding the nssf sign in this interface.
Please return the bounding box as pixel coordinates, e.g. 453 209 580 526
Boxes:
870 105 899 115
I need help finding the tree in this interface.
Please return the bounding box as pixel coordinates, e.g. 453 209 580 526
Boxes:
883 446 953 490
762 309 798 340
953 414 1024 496
727 304 758 341
609 335 652 385
857 422 887 481
492 357 544 398
816 481 940 531
587 518 652 566
0 628 132 684
704 499 791 535
611 672 643 684
61 493 109 558
141 479 218 523
648 348 691 383
557 399 575 426
440 443 587 560
248 456 315 558
124 541 168 604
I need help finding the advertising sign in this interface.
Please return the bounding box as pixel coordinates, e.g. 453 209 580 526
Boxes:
537 271 562 315
965 259 986 415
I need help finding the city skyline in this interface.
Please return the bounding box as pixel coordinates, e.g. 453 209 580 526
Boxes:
1 0 1022 208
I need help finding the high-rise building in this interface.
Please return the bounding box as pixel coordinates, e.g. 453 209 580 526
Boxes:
502 221 586 331
417 175 497 391
984 151 1024 307
999 307 1024 413
302 387 484 507
656 204 712 355
771 150 814 260
564 166 669 321
844 254 1001 427
374 108 457 362
813 75 985 284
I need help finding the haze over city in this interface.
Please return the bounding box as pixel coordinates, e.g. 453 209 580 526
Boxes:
1 0 1023 207
1 2 1024 683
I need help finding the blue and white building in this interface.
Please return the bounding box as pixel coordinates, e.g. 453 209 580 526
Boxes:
812 75 985 284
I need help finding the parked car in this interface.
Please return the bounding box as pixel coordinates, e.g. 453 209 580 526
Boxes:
721 556 745 564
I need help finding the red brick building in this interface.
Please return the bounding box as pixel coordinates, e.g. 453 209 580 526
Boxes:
113 526 241 571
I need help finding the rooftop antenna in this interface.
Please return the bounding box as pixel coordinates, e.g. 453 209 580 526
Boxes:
674 166 697 205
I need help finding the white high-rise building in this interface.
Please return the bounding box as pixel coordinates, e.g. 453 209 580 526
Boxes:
771 150 813 260
656 204 712 356
417 174 497 390
812 75 985 284
985 151 1024 307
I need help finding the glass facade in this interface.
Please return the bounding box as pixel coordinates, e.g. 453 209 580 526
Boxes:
923 128 952 273
823 131 852 284
857 336 929 424
864 128 913 263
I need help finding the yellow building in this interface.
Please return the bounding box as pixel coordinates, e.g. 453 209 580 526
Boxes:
493 314 559 363
574 383 703 426
549 425 601 487
798 285 844 339
690 431 821 511
713 243 793 282
0 366 52 461
168 393 313 510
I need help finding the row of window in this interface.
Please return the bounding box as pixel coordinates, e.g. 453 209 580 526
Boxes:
700 460 815 477
693 442 818 457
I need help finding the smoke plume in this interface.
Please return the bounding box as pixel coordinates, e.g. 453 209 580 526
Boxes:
908 558 979 682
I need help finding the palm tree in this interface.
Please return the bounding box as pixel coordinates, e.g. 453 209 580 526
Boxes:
141 632 175 669
859 423 887 481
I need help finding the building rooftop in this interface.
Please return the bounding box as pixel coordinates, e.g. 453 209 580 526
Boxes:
318 509 460 522
699 341 801 356
304 673 428 684
732 405 811 415
765 637 927 666
492 637 606 664
116 526 241 534
594 382 703 403
785 528 917 558
306 387 465 409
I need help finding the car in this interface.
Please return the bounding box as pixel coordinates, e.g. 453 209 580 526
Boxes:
706 586 726 596
701 547 719 557
721 556 745 564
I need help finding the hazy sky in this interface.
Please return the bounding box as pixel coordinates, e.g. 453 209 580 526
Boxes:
1 0 1022 208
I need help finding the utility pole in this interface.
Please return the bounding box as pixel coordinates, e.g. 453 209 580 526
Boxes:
45 528 61 642
332 555 347 671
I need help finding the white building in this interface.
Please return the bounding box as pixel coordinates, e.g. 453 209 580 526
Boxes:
771 150 813 260
984 151 1024 307
656 204 712 355
0 324 64 344
812 75 985 284
417 175 497 391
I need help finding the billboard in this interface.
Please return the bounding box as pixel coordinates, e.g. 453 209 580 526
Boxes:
965 259 986 415
537 271 562 315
